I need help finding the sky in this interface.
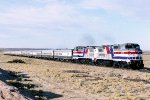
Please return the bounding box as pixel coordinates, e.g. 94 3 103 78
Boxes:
0 0 150 50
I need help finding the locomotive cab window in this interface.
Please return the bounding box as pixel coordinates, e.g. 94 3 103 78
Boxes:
113 45 120 50
125 44 140 50
74 46 85 51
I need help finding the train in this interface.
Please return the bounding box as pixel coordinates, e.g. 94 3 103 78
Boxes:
4 43 144 69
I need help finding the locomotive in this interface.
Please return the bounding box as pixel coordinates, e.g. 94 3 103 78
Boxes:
4 43 144 69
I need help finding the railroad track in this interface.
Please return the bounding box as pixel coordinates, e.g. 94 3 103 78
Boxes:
139 68 150 73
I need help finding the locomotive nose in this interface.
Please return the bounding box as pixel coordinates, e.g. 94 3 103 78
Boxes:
135 49 142 54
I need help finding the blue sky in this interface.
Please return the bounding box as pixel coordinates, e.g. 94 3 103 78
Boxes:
0 0 150 50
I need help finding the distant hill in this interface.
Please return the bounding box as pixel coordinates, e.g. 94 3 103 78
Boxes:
143 51 150 55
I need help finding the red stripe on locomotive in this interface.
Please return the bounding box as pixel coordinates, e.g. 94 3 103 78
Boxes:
113 51 142 54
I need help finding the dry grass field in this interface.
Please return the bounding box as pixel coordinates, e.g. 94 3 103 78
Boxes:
0 54 150 100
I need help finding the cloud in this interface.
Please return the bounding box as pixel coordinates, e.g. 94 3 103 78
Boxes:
81 0 150 20
0 0 105 36
0 0 104 48
0 0 149 49
0 2 73 25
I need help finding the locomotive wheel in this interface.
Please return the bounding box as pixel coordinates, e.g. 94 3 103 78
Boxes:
120 62 129 69
96 60 103 66
137 64 144 69
105 60 113 67
140 64 144 69
113 61 119 68
78 59 85 64
130 64 137 70
87 59 92 65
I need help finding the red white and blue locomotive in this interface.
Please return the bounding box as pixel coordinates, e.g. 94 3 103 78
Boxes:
4 43 144 69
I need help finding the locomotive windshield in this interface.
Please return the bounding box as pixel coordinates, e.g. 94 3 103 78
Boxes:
125 43 140 50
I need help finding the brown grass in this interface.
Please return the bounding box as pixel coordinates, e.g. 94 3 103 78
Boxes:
0 54 150 100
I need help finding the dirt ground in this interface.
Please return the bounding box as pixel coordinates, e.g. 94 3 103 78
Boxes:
0 54 150 100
